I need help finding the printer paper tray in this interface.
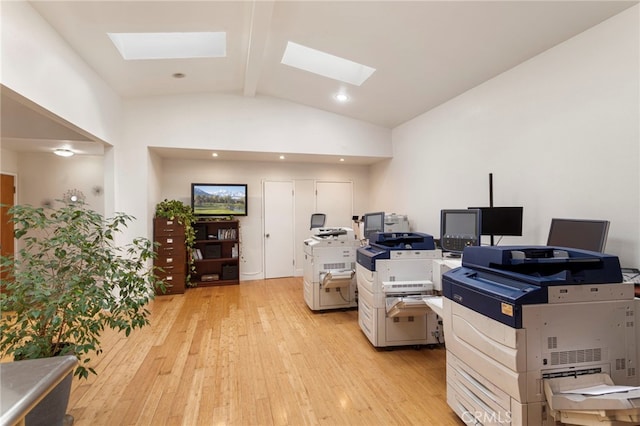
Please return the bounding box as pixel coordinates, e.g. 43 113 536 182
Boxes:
544 374 640 425
386 296 430 318
321 270 354 289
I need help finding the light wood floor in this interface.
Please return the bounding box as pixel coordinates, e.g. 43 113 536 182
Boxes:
68 277 465 425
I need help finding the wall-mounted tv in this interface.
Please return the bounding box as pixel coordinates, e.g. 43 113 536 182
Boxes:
191 183 248 217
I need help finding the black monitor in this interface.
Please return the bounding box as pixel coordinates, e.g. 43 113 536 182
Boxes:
468 206 523 236
546 218 610 252
440 209 482 254
363 211 385 241
310 213 326 229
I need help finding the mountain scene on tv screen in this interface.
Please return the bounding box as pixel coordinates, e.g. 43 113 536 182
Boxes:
194 186 246 215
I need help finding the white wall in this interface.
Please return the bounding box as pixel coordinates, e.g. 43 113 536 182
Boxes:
3 0 639 272
1 0 122 227
119 93 390 245
371 5 640 266
15 152 105 215
1 0 390 260
159 157 370 280
0 149 18 174
124 94 391 158
1 1 122 147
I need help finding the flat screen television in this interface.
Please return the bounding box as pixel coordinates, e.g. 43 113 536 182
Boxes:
468 206 523 236
546 218 610 252
191 183 248 217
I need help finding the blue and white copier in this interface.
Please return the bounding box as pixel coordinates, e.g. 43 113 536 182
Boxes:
356 232 444 348
442 246 640 426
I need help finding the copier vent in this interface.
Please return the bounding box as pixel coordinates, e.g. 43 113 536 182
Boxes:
614 359 636 379
548 337 558 349
550 348 602 366
323 262 347 270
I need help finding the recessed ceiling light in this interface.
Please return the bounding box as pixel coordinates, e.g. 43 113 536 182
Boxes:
339 158 345 162
212 152 218 157
108 32 226 60
53 148 74 157
334 93 349 102
281 41 375 86
279 155 285 160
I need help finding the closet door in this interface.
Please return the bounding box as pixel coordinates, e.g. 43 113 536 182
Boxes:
1 174 15 290
263 180 295 279
315 181 353 228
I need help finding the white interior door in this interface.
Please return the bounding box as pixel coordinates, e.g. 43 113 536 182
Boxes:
264 180 294 279
316 181 353 228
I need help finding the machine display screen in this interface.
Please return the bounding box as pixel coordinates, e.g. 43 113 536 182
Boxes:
363 211 385 241
547 218 610 252
444 212 478 236
440 209 481 254
468 206 523 236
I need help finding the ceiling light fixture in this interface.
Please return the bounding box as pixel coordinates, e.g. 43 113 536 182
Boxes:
108 32 226 60
212 152 219 157
53 148 74 157
339 158 345 162
281 41 375 86
334 93 349 103
279 155 285 160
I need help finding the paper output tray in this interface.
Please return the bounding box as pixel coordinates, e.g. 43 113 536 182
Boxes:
321 270 354 289
544 373 640 425
385 296 431 318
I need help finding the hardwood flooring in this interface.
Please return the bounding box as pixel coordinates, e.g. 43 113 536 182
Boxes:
67 277 464 425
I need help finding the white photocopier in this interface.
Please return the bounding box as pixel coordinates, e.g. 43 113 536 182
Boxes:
303 227 360 311
442 245 640 426
356 232 444 348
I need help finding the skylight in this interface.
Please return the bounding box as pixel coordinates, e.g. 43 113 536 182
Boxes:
108 32 226 60
281 41 375 86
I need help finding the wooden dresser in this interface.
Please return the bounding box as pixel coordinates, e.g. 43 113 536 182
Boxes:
153 217 187 295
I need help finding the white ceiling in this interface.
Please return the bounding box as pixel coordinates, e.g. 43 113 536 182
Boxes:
2 0 636 162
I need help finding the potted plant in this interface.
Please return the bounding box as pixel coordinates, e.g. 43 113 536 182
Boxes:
0 200 162 424
154 199 196 286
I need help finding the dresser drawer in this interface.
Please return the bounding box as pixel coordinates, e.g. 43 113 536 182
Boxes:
156 245 187 260
154 218 186 237
155 234 185 246
154 271 186 295
154 255 186 271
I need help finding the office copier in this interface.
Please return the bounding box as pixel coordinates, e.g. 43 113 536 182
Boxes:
356 232 443 348
442 245 640 425
303 227 360 311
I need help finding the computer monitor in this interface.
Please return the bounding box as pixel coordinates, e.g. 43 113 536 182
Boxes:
468 206 523 236
440 209 482 254
310 213 326 229
363 211 385 241
546 218 610 252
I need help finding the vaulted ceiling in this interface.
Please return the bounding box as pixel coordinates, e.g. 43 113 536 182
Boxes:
2 1 636 159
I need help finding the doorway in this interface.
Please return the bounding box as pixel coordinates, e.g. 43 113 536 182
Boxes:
263 180 294 279
1 173 16 287
266 179 354 279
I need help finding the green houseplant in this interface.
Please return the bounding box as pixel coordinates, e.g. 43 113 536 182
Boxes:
0 200 161 380
154 199 196 286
